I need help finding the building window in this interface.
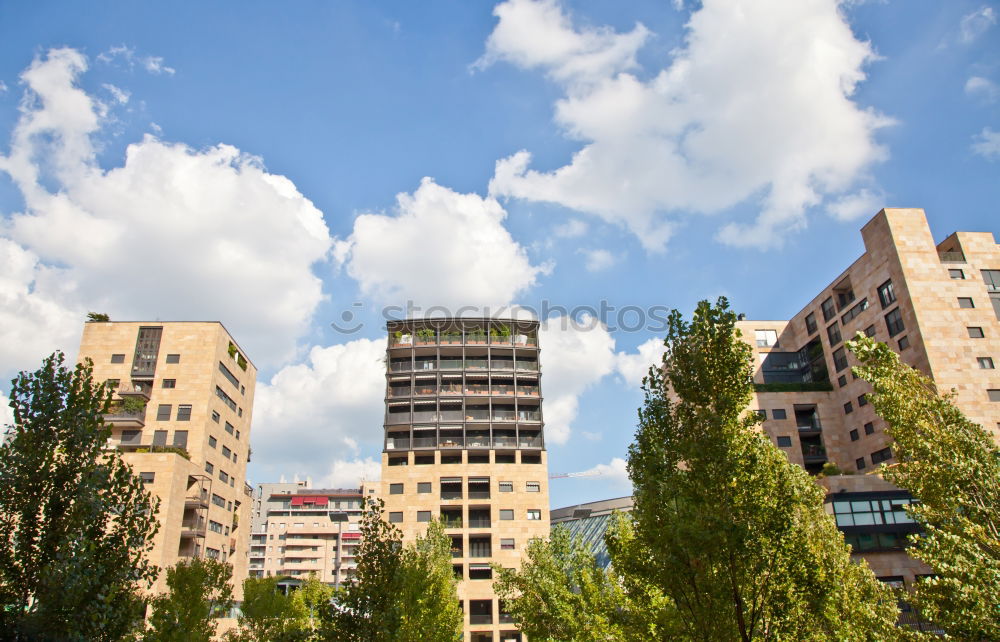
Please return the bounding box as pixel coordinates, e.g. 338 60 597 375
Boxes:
982 269 1000 290
526 510 541 520
212 494 227 508
209 520 223 534
949 269 965 279
844 401 853 415
469 565 492 580
968 326 985 338
176 405 192 421
139 472 155 484
216 386 237 412
776 436 792 447
218 361 241 388
499 481 513 493
755 330 778 348
877 280 896 308
871 447 893 464
885 308 905 337
390 483 404 495
388 512 403 523
858 394 868 407
219 471 229 484
864 325 876 338
417 482 431 494
225 422 235 435
821 297 836 321
898 336 910 350
850 429 859 442
417 511 431 523
958 297 975 309
110 353 125 364
832 347 848 372
156 404 171 421
526 481 541 492
978 357 995 369
209 435 217 448
165 353 180 364
222 446 232 458
864 422 875 435
827 323 842 346
499 509 514 521
988 390 1000 402
162 379 176 389
856 458 866 470
805 312 818 335
838 374 847 387
205 461 214 474
211 410 220 423
500 538 515 550
755 409 766 420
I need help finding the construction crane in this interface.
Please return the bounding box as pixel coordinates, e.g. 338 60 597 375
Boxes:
548 469 605 479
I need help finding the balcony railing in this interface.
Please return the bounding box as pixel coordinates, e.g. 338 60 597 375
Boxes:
412 437 436 448
492 385 515 396
516 386 539 396
441 490 463 500
412 410 438 422
466 333 488 345
440 410 464 421
388 387 411 398
493 410 516 422
467 519 491 528
440 384 463 395
467 491 491 499
518 411 541 422
797 418 822 432
465 359 489 370
386 412 410 424
103 408 146 428
388 361 410 372
440 359 463 370
469 615 493 625
386 438 410 450
938 251 966 263
439 437 464 448
519 437 543 448
466 410 490 421
493 436 518 448
413 387 437 396
513 335 537 347
442 518 463 528
414 361 437 371
515 361 539 372
802 444 827 459
465 385 490 395
492 359 514 370
466 436 491 448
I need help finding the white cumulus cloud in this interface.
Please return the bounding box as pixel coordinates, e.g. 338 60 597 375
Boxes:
965 76 999 102
614 336 664 388
538 314 617 443
580 248 617 272
341 177 549 309
972 127 1000 159
484 0 891 251
0 48 333 370
581 456 631 490
959 6 997 44
251 339 387 482
321 457 382 488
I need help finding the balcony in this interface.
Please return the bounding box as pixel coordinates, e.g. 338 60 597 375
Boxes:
492 359 514 371
438 436 464 448
412 437 436 448
413 386 437 397
385 438 410 450
440 383 463 395
518 410 541 423
467 518 491 528
801 444 827 462
516 386 539 397
515 361 539 372
466 410 490 422
180 519 206 538
440 410 464 422
797 418 822 433
440 359 463 370
466 333 488 345
388 360 411 373
493 435 517 448
414 360 437 372
465 359 489 370
103 408 145 428
938 250 966 263
412 410 439 422
513 335 537 347
466 435 491 448
116 383 151 401
465 384 489 396
518 436 543 449
388 387 411 398
492 410 516 422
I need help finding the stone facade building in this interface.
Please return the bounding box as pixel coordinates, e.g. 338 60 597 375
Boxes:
380 318 550 642
77 321 257 598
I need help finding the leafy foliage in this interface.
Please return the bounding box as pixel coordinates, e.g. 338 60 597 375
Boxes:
291 573 334 636
849 335 1000 639
145 558 234 642
0 352 160 641
610 299 900 641
494 524 670 640
318 498 461 641
87 312 111 322
226 576 308 642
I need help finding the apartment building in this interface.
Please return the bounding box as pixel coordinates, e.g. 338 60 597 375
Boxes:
738 207 999 589
248 480 368 587
77 321 256 597
381 318 550 642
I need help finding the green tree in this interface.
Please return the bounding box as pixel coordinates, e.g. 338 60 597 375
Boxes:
0 352 160 641
494 524 670 641
849 335 1000 639
609 299 900 641
87 312 111 322
291 572 334 635
318 499 461 641
226 576 308 642
397 520 463 640
145 558 234 642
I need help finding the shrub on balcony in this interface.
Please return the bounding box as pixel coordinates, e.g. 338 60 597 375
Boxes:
753 381 833 393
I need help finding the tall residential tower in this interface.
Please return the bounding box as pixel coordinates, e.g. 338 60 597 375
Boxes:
77 321 257 597
380 318 550 642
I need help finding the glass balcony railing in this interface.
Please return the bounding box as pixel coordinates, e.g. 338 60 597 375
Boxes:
467 490 491 499
490 335 512 345
466 436 491 448
492 359 514 370
385 438 410 450
412 410 438 422
388 361 410 372
492 384 515 396
439 334 463 345
388 387 411 398
493 436 518 448
493 410 517 422
466 333 488 345
386 412 410 424
515 361 539 372
513 335 537 347
519 437 543 448
440 384 463 395
438 436 464 448
467 519 491 528
412 387 437 396
411 437 436 448
465 385 489 395
802 444 827 459
466 410 491 421
516 386 539 396
465 359 489 370
439 359 463 370
518 411 541 422
414 360 437 371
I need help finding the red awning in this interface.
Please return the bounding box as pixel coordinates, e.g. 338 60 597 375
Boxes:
290 495 329 506
290 496 304 506
341 532 361 539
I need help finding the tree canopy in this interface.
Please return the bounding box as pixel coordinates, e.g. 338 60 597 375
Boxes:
608 299 900 641
145 557 234 642
0 352 160 641
849 334 1000 639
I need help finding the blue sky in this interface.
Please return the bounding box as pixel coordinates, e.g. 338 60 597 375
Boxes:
0 0 997 508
